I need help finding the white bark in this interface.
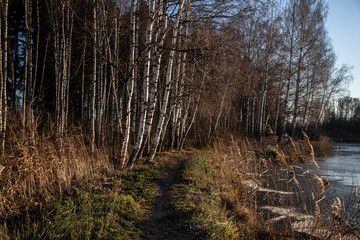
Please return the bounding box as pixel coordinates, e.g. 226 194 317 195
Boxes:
208 79 229 140
179 69 206 150
32 0 40 102
147 0 186 163
278 0 296 142
0 2 3 148
91 0 97 148
0 0 8 149
23 0 33 128
131 11 139 133
49 0 72 136
140 3 169 156
127 0 157 168
259 5 274 135
121 0 137 167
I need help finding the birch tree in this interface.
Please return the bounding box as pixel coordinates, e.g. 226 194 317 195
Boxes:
147 0 186 163
91 0 97 146
140 0 169 156
0 0 8 149
120 0 137 167
127 0 158 167
49 0 73 136
23 0 33 129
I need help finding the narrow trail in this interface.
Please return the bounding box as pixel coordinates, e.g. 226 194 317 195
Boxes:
146 158 205 240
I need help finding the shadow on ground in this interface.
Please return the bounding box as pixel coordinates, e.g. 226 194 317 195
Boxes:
146 159 206 240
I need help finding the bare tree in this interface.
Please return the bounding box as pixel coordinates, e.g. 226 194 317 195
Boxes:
147 0 186 163
127 0 158 168
120 0 137 167
0 0 8 149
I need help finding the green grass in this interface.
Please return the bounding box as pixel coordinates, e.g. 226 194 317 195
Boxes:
34 185 147 240
171 151 253 240
1 154 183 240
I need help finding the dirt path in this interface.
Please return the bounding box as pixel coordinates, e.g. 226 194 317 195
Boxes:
146 158 205 240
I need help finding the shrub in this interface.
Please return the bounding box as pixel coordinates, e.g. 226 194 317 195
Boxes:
312 136 334 157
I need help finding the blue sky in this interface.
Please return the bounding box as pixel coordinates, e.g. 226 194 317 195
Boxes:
325 0 360 98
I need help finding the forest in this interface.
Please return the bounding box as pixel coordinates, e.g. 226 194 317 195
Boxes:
0 0 354 167
1 0 360 238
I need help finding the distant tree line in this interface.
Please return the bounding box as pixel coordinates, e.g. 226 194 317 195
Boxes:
0 0 352 167
322 96 360 138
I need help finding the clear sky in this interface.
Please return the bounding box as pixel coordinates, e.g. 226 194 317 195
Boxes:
325 0 360 98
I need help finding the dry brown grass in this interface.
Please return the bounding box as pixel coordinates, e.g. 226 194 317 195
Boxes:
206 135 360 239
0 116 112 219
210 136 265 233
312 135 334 157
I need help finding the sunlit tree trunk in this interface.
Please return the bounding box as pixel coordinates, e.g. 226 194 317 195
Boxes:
127 0 157 168
259 5 274 135
0 0 8 149
290 23 304 137
171 50 182 149
23 0 33 129
131 10 140 135
147 0 186 163
140 2 169 156
121 0 137 167
32 0 40 103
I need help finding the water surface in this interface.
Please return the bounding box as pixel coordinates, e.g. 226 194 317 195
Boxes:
303 142 360 198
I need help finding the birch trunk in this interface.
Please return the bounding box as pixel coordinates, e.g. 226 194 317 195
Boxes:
173 5 189 149
23 0 33 128
278 4 296 142
32 0 40 102
81 37 86 119
120 0 137 167
127 0 157 168
3 0 7 149
171 50 182 149
39 36 49 108
131 11 140 134
290 32 303 137
63 1 73 134
0 0 8 148
175 53 186 149
274 77 282 134
140 3 169 156
208 79 229 140
259 5 274 135
147 0 186 163
312 65 349 137
0 6 3 147
301 72 311 130
91 0 97 148
178 70 206 150
49 0 61 133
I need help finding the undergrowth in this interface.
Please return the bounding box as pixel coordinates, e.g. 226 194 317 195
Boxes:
0 112 187 239
172 151 258 239
1 152 184 239
173 135 357 239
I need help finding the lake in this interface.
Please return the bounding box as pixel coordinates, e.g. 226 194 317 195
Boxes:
318 143 360 194
299 142 360 200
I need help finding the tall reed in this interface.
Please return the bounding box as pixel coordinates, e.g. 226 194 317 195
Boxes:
209 135 359 239
0 114 112 219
